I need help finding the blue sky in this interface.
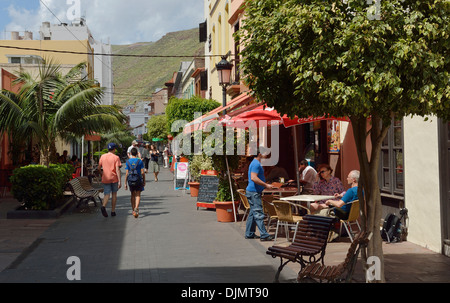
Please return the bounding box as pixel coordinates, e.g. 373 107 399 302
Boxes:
0 0 204 44
0 0 40 39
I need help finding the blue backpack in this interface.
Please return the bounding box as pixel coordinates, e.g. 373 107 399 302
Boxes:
126 159 142 187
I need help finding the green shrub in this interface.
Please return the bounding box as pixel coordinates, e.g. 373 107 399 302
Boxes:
215 178 237 202
189 154 214 182
10 164 74 210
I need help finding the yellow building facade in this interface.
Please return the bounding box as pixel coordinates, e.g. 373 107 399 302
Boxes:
205 0 232 103
0 39 94 79
0 38 95 164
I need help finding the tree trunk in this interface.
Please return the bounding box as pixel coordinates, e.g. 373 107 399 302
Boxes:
39 143 53 167
350 115 390 283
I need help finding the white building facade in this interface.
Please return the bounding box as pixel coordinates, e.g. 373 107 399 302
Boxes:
39 18 114 105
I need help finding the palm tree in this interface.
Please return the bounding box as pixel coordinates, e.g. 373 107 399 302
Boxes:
0 60 126 166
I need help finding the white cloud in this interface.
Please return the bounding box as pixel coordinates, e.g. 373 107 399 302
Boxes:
5 0 204 44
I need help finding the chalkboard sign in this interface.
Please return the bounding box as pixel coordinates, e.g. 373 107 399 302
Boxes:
197 170 219 209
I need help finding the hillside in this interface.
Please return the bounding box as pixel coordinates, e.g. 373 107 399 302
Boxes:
112 28 204 106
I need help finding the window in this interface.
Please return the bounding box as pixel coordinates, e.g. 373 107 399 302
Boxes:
380 119 404 196
233 22 240 83
8 55 42 64
199 21 207 43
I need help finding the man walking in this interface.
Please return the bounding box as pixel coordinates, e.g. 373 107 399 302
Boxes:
98 143 122 217
245 148 276 241
127 140 141 159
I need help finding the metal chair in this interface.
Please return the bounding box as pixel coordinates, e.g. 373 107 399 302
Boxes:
272 200 309 243
262 195 278 230
237 189 250 222
339 200 361 242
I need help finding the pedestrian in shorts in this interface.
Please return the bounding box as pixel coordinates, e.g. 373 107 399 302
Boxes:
125 147 145 218
98 143 122 217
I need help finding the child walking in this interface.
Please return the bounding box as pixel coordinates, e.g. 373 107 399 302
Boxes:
125 147 145 218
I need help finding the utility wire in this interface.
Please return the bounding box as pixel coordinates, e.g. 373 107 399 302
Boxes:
0 44 224 58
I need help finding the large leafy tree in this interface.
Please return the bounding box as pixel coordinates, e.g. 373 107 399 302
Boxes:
238 0 449 281
0 61 127 166
165 95 221 136
145 114 169 142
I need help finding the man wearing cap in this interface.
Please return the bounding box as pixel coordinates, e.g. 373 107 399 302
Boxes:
98 143 122 217
127 140 141 159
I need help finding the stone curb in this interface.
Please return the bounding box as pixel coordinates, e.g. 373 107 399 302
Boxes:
6 196 75 219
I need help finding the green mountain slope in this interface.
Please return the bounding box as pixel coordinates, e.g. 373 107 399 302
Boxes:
112 28 204 106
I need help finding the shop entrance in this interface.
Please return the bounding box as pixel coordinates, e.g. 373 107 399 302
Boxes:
440 120 450 246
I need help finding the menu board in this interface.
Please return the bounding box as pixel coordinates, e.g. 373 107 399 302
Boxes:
174 162 189 190
197 170 219 209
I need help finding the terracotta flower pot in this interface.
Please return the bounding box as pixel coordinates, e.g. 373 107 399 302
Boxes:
213 201 239 222
188 182 200 197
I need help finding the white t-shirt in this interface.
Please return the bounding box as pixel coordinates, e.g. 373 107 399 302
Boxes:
301 166 317 193
127 145 141 158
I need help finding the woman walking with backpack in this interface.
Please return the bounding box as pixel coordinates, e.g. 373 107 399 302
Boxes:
125 147 145 218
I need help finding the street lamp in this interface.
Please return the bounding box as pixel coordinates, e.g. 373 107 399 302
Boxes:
216 56 233 115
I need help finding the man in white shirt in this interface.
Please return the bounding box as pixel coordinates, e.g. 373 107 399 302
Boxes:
127 140 141 159
298 159 317 194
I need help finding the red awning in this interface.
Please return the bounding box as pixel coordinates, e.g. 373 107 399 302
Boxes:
282 113 350 127
220 103 349 128
220 103 283 128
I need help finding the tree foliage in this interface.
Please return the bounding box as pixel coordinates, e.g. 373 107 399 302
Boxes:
238 0 449 122
165 95 221 135
145 114 169 141
237 0 449 282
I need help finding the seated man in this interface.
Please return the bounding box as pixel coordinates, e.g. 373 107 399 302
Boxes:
323 170 360 220
298 159 317 194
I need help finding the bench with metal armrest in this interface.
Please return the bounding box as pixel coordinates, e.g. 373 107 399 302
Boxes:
297 231 372 283
266 214 336 282
66 177 102 207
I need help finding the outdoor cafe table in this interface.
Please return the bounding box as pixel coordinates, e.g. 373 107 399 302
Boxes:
280 194 336 208
262 186 298 197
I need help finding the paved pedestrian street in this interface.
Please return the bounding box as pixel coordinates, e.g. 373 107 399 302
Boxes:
1 167 450 301
0 168 297 284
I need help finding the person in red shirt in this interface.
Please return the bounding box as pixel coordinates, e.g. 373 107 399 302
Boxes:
98 143 122 217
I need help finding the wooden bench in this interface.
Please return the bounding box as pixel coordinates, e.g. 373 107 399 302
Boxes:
67 177 101 207
78 176 104 193
266 215 336 282
297 231 372 283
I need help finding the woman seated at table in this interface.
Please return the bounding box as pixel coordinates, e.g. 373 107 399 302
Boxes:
309 163 344 213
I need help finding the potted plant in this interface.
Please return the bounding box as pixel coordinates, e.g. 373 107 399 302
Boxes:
188 154 213 197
